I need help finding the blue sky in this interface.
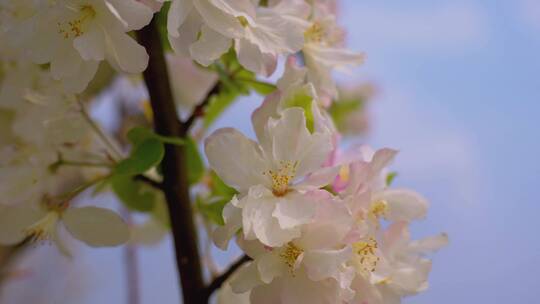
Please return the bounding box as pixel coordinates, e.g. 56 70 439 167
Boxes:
340 0 540 302
3 1 539 303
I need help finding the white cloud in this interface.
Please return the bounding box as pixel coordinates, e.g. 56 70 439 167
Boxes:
341 1 491 54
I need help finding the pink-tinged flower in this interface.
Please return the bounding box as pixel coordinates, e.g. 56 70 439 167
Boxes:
225 198 356 303
351 222 448 304
207 107 335 247
302 2 365 100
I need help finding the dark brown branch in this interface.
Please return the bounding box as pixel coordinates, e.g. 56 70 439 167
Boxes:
134 174 163 190
137 17 205 304
182 83 221 133
202 255 251 302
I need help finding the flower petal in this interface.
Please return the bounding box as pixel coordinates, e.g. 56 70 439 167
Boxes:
267 107 332 178
272 192 317 230
106 0 154 30
73 26 105 61
169 9 204 56
302 246 352 281
242 190 299 247
213 201 242 250
190 25 231 66
374 189 429 222
167 0 193 37
236 38 277 76
205 128 269 192
63 206 130 247
257 251 287 283
193 0 244 38
104 30 149 73
230 262 263 294
408 233 449 254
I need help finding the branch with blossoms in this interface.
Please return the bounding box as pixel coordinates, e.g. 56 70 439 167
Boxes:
0 0 447 304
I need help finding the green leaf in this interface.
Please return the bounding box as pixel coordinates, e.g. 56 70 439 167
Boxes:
127 127 184 146
110 175 156 212
210 171 237 197
196 196 229 226
236 77 276 95
386 171 398 186
328 96 365 133
115 139 165 176
282 88 315 133
196 171 237 225
185 137 205 185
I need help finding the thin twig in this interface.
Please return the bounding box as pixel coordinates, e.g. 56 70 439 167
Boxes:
182 83 221 133
79 100 123 160
202 255 251 302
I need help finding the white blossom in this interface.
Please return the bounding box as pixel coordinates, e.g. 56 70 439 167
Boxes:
167 0 309 75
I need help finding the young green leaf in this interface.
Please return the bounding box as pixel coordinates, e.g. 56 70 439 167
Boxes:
386 171 398 186
115 139 164 176
236 77 276 95
110 175 157 212
196 196 229 226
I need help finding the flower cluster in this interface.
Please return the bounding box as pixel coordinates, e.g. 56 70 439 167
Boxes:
206 56 447 303
0 62 129 255
0 0 446 302
0 0 153 92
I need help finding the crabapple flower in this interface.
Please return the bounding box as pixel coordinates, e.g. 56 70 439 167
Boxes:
206 107 334 247
0 62 90 207
336 146 429 224
0 0 152 92
166 0 309 75
302 2 365 99
351 222 448 304
0 202 130 255
226 198 356 303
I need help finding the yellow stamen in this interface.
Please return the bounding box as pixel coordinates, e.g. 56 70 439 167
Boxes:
57 5 96 39
305 22 325 43
263 160 298 196
369 200 388 219
353 237 380 276
24 212 59 243
338 165 350 183
279 243 303 274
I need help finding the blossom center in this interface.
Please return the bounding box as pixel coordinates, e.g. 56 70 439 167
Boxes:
305 22 325 43
57 5 96 39
264 160 298 196
279 243 303 274
24 211 60 243
369 200 388 219
353 237 380 276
